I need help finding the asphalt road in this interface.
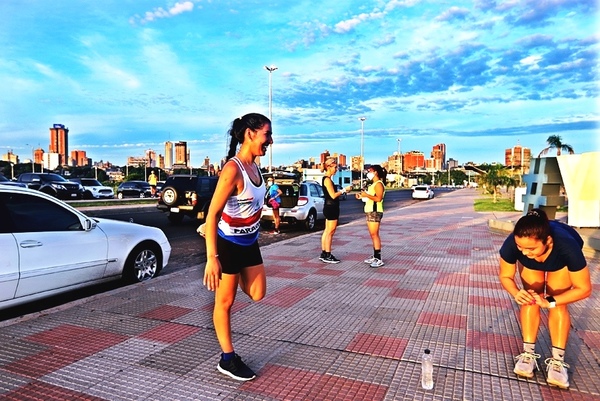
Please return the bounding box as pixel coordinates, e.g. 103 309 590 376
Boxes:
1 188 454 320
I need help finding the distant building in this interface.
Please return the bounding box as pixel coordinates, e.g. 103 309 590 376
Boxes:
71 150 88 167
165 141 173 169
43 152 61 170
351 155 364 172
146 149 156 168
431 143 446 171
2 151 18 164
387 152 402 173
49 124 68 166
505 143 531 174
34 148 44 165
174 141 188 168
448 158 459 169
403 151 425 171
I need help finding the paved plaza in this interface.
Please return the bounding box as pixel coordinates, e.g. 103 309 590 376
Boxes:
0 189 598 400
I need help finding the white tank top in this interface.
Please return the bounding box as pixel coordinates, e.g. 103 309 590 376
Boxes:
217 157 266 246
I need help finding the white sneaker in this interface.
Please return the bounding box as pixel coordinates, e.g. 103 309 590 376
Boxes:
370 258 384 268
545 358 570 389
513 352 540 378
364 256 377 264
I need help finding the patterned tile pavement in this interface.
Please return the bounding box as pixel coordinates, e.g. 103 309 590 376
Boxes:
0 189 598 401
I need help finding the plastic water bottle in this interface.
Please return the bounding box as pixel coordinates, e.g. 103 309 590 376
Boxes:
421 349 434 390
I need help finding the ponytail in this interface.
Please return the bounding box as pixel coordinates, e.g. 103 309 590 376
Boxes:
226 113 271 161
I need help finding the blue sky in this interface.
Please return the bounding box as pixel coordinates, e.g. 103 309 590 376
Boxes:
1 0 598 168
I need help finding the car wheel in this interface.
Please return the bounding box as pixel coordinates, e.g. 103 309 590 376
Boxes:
84 191 93 200
167 213 184 223
117 192 124 199
304 209 317 231
161 187 178 206
123 242 162 283
41 188 57 197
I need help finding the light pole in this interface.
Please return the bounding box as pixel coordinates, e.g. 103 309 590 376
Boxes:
359 117 366 189
264 65 278 172
9 162 14 179
25 144 34 172
397 138 402 187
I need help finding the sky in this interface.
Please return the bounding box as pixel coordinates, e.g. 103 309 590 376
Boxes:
1 0 598 169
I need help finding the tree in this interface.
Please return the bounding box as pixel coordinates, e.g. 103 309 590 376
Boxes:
478 164 516 203
538 135 574 157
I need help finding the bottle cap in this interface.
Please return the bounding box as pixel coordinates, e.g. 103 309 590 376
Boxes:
424 349 431 354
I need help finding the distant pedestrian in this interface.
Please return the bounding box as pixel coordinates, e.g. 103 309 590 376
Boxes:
319 157 352 263
148 170 158 197
355 165 386 268
202 113 272 381
265 177 282 234
499 208 592 389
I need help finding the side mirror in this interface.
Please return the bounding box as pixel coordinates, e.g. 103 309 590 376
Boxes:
83 218 96 231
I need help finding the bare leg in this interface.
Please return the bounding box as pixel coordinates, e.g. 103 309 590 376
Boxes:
367 221 381 250
213 273 240 353
518 264 545 344
321 219 338 253
546 268 573 349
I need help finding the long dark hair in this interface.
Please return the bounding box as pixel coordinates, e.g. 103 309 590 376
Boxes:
370 164 387 185
514 208 551 243
226 113 271 161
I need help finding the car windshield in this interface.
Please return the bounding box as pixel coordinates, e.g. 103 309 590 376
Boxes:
82 179 102 186
44 174 67 182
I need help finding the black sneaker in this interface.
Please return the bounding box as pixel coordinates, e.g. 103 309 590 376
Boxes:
217 354 256 381
319 254 341 264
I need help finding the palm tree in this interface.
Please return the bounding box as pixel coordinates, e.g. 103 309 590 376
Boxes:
478 164 515 203
538 135 575 157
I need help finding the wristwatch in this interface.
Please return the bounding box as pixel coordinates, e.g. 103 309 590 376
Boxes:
546 296 556 308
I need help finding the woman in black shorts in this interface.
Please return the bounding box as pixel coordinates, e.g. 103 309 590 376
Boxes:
499 208 591 389
319 157 352 263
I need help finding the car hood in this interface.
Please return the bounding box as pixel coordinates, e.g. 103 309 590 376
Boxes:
92 217 169 242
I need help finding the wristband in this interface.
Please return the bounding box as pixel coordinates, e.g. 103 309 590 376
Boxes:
341 189 346 194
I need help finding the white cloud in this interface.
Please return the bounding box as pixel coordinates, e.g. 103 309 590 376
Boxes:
131 1 195 25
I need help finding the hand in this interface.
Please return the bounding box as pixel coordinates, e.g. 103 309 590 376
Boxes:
203 257 221 291
344 185 353 192
514 289 537 306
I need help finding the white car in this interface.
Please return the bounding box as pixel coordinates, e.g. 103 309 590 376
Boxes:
261 179 325 231
0 186 171 310
70 178 115 199
412 185 435 200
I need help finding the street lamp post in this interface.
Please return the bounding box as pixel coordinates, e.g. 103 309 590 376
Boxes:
264 65 278 172
359 117 366 189
25 144 34 173
397 138 402 187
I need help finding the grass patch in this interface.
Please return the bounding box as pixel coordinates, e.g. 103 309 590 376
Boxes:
474 197 517 212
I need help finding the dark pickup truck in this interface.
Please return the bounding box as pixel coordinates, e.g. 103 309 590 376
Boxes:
157 174 218 223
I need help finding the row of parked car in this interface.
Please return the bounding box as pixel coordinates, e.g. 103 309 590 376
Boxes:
155 172 338 231
0 173 162 200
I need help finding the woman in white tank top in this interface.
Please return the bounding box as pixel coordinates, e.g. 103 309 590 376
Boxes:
202 113 272 381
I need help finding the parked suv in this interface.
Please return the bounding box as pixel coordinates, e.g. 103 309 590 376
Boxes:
70 178 114 199
16 172 84 200
261 176 325 231
157 175 218 223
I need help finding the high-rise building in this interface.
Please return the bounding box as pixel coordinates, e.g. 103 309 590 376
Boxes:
2 151 18 164
338 154 347 168
70 150 88 166
505 143 531 173
34 148 44 165
146 149 156 168
165 141 173 169
431 143 446 171
49 124 68 166
174 141 188 167
388 152 402 173
403 151 425 171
